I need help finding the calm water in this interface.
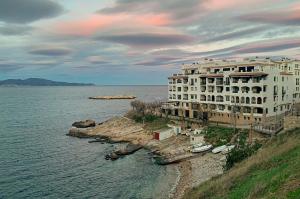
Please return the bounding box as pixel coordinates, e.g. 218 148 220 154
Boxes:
0 86 178 199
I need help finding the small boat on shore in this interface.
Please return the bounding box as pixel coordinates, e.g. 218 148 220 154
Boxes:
89 95 136 100
212 145 227 154
191 143 204 149
221 145 235 154
212 145 235 154
191 144 212 153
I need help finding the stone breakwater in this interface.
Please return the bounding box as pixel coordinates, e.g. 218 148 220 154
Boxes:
88 95 136 100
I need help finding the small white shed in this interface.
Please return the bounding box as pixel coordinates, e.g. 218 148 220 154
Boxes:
153 128 174 141
190 129 205 145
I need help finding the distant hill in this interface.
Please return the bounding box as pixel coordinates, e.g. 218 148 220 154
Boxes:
0 78 94 86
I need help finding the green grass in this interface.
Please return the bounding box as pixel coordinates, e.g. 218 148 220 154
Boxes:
227 146 300 199
202 125 236 146
183 128 300 199
144 117 169 131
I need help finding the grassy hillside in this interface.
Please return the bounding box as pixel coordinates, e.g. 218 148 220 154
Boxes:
183 128 300 199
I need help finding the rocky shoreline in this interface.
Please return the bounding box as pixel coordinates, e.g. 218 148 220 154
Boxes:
67 116 225 198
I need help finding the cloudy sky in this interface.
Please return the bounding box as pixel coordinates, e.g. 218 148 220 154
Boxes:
0 0 299 85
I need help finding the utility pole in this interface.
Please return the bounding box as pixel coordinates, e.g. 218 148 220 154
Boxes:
249 123 253 144
231 102 238 134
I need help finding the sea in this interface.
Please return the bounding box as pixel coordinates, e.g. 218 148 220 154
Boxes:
0 86 178 199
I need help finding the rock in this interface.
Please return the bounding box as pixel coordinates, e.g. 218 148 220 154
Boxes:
72 120 95 128
105 154 111 160
110 152 119 160
88 138 107 143
115 143 142 156
67 127 91 138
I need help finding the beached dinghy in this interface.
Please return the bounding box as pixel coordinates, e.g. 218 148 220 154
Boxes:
221 145 235 154
191 144 212 153
212 145 227 154
192 143 204 148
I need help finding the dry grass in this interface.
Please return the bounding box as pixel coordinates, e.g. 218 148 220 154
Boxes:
183 128 300 199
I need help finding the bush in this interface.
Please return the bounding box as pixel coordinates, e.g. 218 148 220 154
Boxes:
203 125 235 146
132 114 143 123
144 114 159 122
128 111 160 123
225 132 262 170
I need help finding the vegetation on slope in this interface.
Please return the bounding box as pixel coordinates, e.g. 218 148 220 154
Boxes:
202 125 236 146
126 100 169 131
184 128 300 199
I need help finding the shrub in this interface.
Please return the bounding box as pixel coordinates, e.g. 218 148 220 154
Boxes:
203 125 235 146
225 135 262 170
144 114 159 122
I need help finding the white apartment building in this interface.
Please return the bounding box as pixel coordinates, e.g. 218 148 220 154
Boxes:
162 57 300 133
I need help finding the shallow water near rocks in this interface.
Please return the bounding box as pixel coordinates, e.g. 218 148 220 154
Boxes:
0 86 178 199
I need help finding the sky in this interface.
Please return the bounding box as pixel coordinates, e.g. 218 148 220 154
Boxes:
0 0 299 85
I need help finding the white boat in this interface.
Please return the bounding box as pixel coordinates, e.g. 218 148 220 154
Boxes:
192 143 204 149
191 144 212 153
212 145 227 154
221 145 235 154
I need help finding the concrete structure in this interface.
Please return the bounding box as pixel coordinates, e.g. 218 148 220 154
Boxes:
153 128 174 141
190 129 205 145
162 57 300 134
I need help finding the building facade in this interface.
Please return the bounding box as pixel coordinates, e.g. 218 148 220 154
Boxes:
162 57 300 133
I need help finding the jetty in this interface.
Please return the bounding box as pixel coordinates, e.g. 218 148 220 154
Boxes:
88 95 136 100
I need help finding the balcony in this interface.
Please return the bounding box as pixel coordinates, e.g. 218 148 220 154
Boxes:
241 78 249 83
183 94 188 100
200 95 206 101
207 78 215 84
252 78 261 83
232 78 239 83
208 88 214 93
218 105 225 111
200 86 206 92
216 78 223 85
252 86 262 94
216 96 224 102
232 86 239 93
241 86 250 93
183 86 188 92
216 87 223 93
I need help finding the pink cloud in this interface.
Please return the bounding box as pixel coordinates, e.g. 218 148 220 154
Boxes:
235 38 300 54
204 0 278 10
53 13 171 36
239 3 300 25
136 14 170 26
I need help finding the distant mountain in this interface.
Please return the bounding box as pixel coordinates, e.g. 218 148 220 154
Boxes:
0 78 95 86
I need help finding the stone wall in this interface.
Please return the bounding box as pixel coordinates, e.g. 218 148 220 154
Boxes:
284 115 300 131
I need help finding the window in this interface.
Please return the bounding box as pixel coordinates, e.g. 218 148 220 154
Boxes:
263 85 267 92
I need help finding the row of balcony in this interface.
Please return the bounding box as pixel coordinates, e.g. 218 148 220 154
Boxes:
200 95 266 104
